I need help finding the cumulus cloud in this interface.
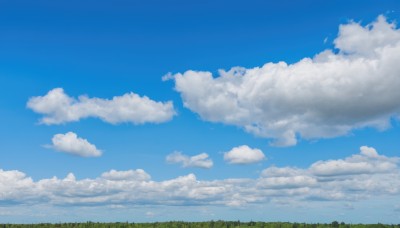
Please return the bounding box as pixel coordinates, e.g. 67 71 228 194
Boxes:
27 88 176 125
48 132 102 157
0 146 399 207
100 169 151 181
166 152 213 169
223 145 265 164
166 15 400 146
309 146 397 177
261 166 305 177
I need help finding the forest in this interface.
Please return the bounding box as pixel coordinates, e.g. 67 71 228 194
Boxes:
0 221 399 228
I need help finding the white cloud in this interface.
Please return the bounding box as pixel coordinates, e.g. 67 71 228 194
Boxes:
27 88 176 125
0 146 399 207
48 132 102 157
261 166 305 177
334 15 400 56
360 145 379 158
223 145 265 164
100 169 151 181
309 146 397 177
259 167 316 189
257 175 317 189
167 15 400 146
145 211 155 218
166 152 213 169
0 169 36 202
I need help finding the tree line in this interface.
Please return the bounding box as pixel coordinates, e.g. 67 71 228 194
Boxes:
0 221 399 228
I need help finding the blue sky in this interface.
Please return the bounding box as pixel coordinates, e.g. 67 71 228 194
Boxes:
1 0 400 224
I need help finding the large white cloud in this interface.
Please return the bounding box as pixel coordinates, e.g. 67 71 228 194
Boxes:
1 146 398 207
223 145 265 164
166 15 400 146
166 152 213 169
48 132 102 157
27 88 176 125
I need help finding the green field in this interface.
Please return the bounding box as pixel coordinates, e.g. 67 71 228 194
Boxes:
1 221 398 228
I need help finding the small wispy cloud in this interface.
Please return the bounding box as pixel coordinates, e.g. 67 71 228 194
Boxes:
166 151 213 169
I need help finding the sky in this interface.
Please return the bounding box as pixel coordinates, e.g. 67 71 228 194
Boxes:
1 0 400 224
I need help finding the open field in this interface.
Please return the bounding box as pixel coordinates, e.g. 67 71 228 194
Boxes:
1 222 399 228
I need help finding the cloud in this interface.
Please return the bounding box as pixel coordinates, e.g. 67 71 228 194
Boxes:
167 15 400 146
145 211 155 218
166 152 213 169
48 132 102 157
0 146 399 207
223 145 265 164
261 166 305 177
257 175 317 189
309 146 397 177
100 169 151 181
27 88 176 125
